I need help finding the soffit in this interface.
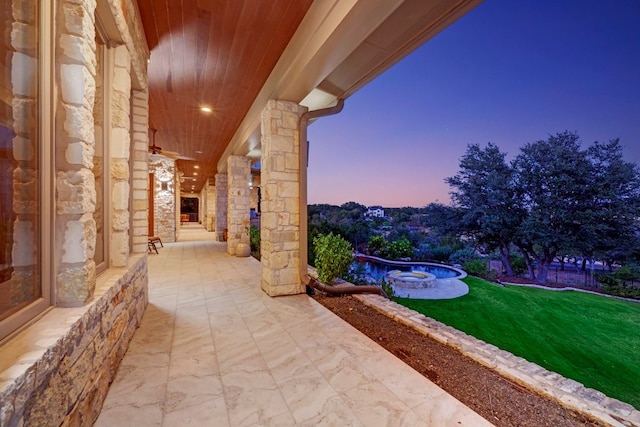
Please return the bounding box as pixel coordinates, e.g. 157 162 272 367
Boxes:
136 0 482 194
136 0 313 194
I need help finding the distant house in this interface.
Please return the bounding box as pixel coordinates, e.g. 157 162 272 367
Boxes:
365 207 385 218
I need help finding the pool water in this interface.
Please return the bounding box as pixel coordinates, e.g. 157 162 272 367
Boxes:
351 258 461 281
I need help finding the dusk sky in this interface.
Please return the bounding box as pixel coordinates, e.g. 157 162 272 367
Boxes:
307 0 640 208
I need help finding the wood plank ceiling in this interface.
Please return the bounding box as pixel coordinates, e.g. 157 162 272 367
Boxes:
136 0 313 194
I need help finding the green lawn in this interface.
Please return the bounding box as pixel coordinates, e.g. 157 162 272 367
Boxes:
396 277 640 409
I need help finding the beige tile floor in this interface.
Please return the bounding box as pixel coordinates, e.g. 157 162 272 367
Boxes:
94 225 493 427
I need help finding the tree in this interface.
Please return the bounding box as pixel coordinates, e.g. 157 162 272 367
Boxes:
512 131 608 283
585 139 640 268
442 131 640 284
445 143 525 276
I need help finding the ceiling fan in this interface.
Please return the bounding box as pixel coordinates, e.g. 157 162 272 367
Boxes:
148 128 195 160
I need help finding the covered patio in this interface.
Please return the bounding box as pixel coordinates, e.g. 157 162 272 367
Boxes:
95 225 492 426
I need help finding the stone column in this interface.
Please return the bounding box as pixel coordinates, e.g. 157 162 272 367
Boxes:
55 0 98 306
260 100 307 296
130 88 149 253
226 156 250 254
214 173 227 241
149 157 176 243
110 45 131 267
206 178 215 231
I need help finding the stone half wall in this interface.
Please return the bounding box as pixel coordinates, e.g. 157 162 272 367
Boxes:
0 254 148 426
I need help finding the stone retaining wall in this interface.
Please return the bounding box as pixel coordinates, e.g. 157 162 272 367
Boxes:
355 294 640 427
0 254 148 426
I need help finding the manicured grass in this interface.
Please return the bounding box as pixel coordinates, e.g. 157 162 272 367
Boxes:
396 276 640 409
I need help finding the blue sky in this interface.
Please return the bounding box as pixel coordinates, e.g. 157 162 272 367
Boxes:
307 0 640 207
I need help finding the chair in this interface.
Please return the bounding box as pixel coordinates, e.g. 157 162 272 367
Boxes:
148 236 163 254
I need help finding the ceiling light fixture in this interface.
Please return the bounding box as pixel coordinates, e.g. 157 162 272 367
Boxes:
200 106 212 113
194 165 199 169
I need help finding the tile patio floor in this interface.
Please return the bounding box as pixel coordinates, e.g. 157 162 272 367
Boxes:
94 225 493 426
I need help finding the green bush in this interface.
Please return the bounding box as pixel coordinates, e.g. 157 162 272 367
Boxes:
509 254 528 276
596 265 640 300
313 232 354 284
449 247 480 265
367 235 387 256
430 245 455 262
384 238 414 260
380 277 395 298
343 262 369 286
463 258 497 281
249 226 260 254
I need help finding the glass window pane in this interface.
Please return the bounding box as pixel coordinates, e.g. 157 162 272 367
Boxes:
0 1 41 322
94 36 105 270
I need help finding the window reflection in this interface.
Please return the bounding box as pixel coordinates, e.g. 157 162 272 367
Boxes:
94 33 105 271
0 1 41 321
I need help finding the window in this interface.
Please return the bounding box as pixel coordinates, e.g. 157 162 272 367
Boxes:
94 22 110 273
0 1 52 340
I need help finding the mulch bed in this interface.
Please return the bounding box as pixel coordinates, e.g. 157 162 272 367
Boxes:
312 293 606 427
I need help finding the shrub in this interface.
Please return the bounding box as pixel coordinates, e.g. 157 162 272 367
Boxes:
449 247 480 266
249 226 260 254
384 238 413 260
596 265 640 300
463 258 497 281
367 235 387 256
430 245 455 262
509 254 528 276
344 262 369 286
313 232 354 284
380 277 395 298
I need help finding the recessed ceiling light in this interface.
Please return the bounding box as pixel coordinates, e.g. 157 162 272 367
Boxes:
193 172 198 176
200 106 212 113
194 165 200 169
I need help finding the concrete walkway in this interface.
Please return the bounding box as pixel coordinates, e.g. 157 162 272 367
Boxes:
94 225 492 426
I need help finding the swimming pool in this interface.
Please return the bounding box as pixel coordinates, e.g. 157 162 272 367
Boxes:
351 255 463 281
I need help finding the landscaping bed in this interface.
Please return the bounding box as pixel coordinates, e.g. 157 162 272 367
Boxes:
313 293 605 427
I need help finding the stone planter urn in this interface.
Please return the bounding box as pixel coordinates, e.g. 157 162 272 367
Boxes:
235 242 250 257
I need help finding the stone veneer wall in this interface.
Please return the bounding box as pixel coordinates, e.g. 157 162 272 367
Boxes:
0 254 148 426
0 0 150 425
149 157 176 243
214 173 227 241
260 100 307 296
226 156 250 254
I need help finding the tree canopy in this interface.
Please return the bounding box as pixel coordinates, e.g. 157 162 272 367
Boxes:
440 131 640 283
